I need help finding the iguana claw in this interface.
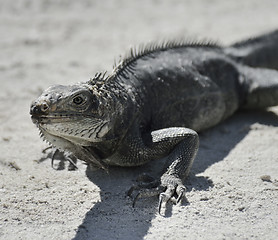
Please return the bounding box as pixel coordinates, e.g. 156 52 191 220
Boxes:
42 147 78 170
128 174 186 215
176 186 186 203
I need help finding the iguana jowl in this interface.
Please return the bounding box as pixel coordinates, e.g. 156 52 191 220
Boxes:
30 30 278 213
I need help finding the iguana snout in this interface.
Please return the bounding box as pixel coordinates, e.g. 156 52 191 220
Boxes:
30 100 50 118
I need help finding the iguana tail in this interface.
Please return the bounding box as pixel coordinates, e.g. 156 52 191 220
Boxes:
225 29 278 70
225 30 278 109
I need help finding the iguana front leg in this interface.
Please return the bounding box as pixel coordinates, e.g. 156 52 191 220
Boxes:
110 127 199 213
154 128 199 213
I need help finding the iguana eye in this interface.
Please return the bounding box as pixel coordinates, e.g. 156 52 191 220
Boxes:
73 96 85 105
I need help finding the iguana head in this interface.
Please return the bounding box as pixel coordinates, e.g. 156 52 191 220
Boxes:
30 82 117 149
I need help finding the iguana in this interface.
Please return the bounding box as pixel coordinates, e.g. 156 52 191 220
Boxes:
30 30 278 213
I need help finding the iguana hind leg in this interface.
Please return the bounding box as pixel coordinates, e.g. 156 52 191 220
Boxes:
240 66 278 108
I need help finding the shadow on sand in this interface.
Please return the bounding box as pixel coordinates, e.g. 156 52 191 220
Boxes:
72 109 278 240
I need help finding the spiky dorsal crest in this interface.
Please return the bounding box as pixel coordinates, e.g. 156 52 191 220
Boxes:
89 72 108 83
111 39 219 79
86 72 109 94
87 71 123 98
88 38 219 83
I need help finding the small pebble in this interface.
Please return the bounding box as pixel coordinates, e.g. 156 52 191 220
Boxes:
260 175 271 182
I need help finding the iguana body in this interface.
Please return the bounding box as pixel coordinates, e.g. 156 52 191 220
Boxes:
30 30 278 212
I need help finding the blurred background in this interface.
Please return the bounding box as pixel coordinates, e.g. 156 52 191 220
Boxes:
1 0 278 92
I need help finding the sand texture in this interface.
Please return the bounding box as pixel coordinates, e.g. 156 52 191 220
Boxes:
0 1 278 239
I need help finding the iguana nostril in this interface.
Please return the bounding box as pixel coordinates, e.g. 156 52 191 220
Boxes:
30 102 49 116
41 102 49 112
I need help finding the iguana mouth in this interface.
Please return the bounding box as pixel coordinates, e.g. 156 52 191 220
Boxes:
31 115 75 124
31 114 94 125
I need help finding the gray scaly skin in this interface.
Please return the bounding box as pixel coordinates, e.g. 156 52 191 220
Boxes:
30 30 278 213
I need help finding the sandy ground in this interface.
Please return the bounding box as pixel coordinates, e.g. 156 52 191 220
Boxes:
1 0 278 239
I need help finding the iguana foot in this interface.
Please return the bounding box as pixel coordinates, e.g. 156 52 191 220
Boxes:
158 174 186 214
128 173 186 214
42 147 78 170
127 173 165 208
